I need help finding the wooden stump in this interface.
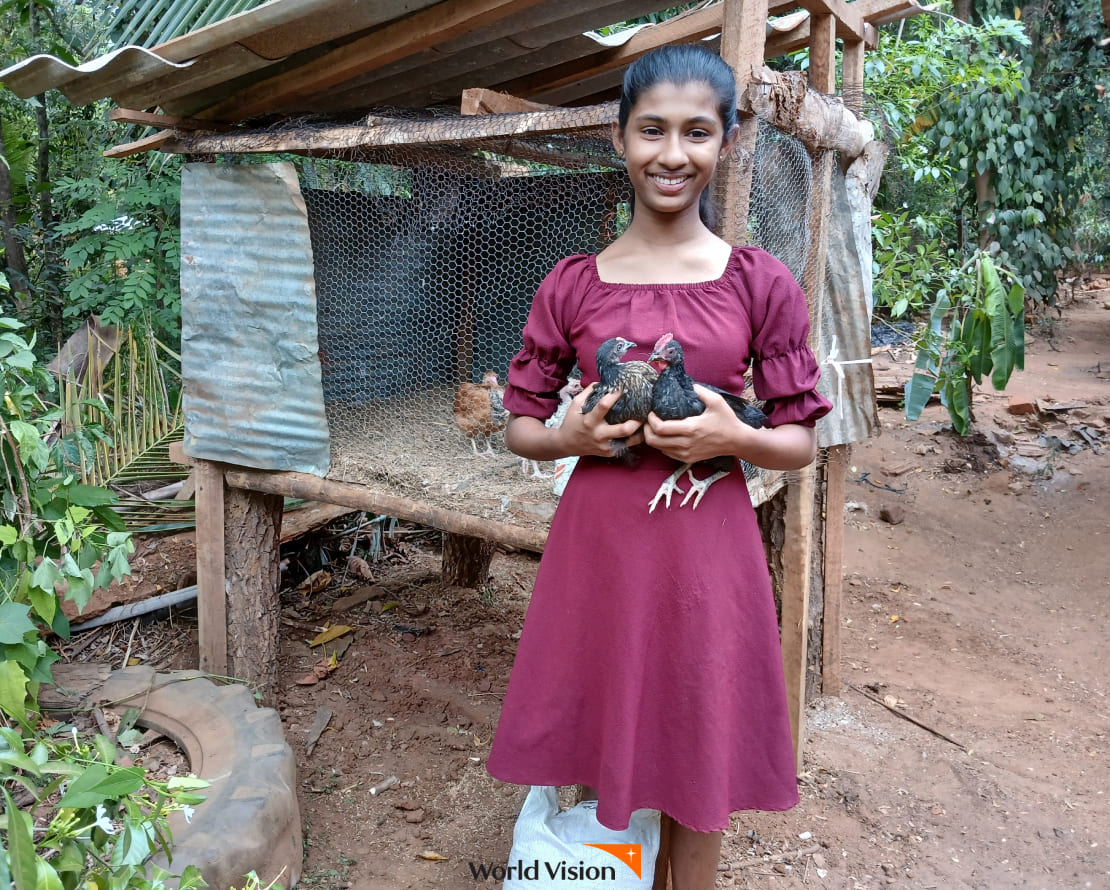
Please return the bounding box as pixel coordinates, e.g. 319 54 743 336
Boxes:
224 486 284 702
441 532 495 588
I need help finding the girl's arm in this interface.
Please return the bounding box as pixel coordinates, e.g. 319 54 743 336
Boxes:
504 384 646 461
643 384 817 471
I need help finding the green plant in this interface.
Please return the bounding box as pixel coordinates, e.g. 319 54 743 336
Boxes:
904 251 1025 435
872 210 951 318
1 310 209 888
1 725 210 890
1 317 136 722
54 166 182 344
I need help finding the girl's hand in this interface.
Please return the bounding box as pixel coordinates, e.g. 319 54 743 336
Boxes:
644 385 753 464
557 383 646 458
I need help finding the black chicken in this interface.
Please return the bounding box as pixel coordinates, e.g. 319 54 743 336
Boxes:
647 333 768 511
581 337 659 461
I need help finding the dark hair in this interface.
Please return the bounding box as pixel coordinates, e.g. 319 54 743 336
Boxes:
617 45 738 230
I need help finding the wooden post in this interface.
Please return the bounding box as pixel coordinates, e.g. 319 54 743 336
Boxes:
777 12 837 771
780 463 816 769
194 460 227 675
823 23 860 698
821 444 848 695
441 532 496 587
717 0 768 244
224 486 284 701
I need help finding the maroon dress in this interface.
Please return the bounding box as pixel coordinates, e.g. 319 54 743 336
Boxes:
486 246 833 832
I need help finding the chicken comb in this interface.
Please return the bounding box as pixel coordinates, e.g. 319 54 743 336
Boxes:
652 331 675 354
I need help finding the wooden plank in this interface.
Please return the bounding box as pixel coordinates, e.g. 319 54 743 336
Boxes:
194 460 227 675
203 0 554 121
498 3 728 99
461 88 552 115
108 108 233 131
163 101 618 154
842 39 865 112
795 0 864 40
103 131 173 159
809 13 837 96
224 467 549 554
821 444 848 695
781 462 816 770
330 0 651 109
718 0 769 245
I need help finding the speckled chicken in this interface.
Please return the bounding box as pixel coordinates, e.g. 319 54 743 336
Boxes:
581 337 658 462
454 371 507 456
648 333 767 511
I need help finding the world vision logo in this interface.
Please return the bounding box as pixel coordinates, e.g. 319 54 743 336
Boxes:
584 843 644 879
466 843 643 882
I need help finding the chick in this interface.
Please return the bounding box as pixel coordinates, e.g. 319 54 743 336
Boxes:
522 376 584 478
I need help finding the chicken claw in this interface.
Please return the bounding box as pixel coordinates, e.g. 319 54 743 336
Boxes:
648 464 689 513
679 468 729 509
521 458 554 479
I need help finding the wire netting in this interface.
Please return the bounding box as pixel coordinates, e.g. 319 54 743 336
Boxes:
269 113 814 526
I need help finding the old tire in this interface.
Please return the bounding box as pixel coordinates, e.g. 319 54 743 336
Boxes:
90 666 302 890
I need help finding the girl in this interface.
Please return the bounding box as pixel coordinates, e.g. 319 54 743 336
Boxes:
486 45 832 889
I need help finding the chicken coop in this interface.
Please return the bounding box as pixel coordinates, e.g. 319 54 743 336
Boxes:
1 0 924 767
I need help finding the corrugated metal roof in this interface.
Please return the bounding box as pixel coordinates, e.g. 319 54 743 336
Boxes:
0 0 922 122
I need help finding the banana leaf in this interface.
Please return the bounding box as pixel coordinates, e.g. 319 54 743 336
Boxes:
904 292 950 420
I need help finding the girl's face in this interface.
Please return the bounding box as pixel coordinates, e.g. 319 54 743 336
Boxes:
613 80 736 222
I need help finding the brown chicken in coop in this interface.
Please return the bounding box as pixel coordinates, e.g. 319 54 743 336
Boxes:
454 371 508 456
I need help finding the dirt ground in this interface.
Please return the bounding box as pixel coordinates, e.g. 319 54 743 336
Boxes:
68 282 1110 890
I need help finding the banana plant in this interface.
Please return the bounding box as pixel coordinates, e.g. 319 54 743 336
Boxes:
905 250 1025 435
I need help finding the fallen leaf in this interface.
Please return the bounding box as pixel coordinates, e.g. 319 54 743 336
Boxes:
295 654 339 685
889 614 901 623
310 624 355 647
418 851 448 861
347 555 374 580
295 569 332 595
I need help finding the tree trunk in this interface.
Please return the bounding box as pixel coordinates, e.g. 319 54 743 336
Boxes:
29 0 58 339
441 532 495 588
0 116 32 313
976 167 996 249
224 486 284 703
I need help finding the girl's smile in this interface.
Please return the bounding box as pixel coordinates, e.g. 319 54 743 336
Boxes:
613 80 735 220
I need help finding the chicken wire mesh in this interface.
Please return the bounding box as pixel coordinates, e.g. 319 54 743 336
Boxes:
243 114 814 526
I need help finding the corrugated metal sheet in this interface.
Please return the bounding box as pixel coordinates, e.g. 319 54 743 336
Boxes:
180 162 331 474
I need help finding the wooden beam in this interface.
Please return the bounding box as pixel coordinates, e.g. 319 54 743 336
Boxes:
224 467 549 554
842 39 865 112
103 131 173 159
460 88 552 115
796 0 864 41
497 4 727 98
108 108 234 131
194 460 227 675
809 13 837 94
718 0 769 245
740 66 874 159
821 444 848 695
203 0 554 121
163 101 617 154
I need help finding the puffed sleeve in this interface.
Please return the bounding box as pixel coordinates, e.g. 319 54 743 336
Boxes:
744 252 833 428
502 256 589 420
